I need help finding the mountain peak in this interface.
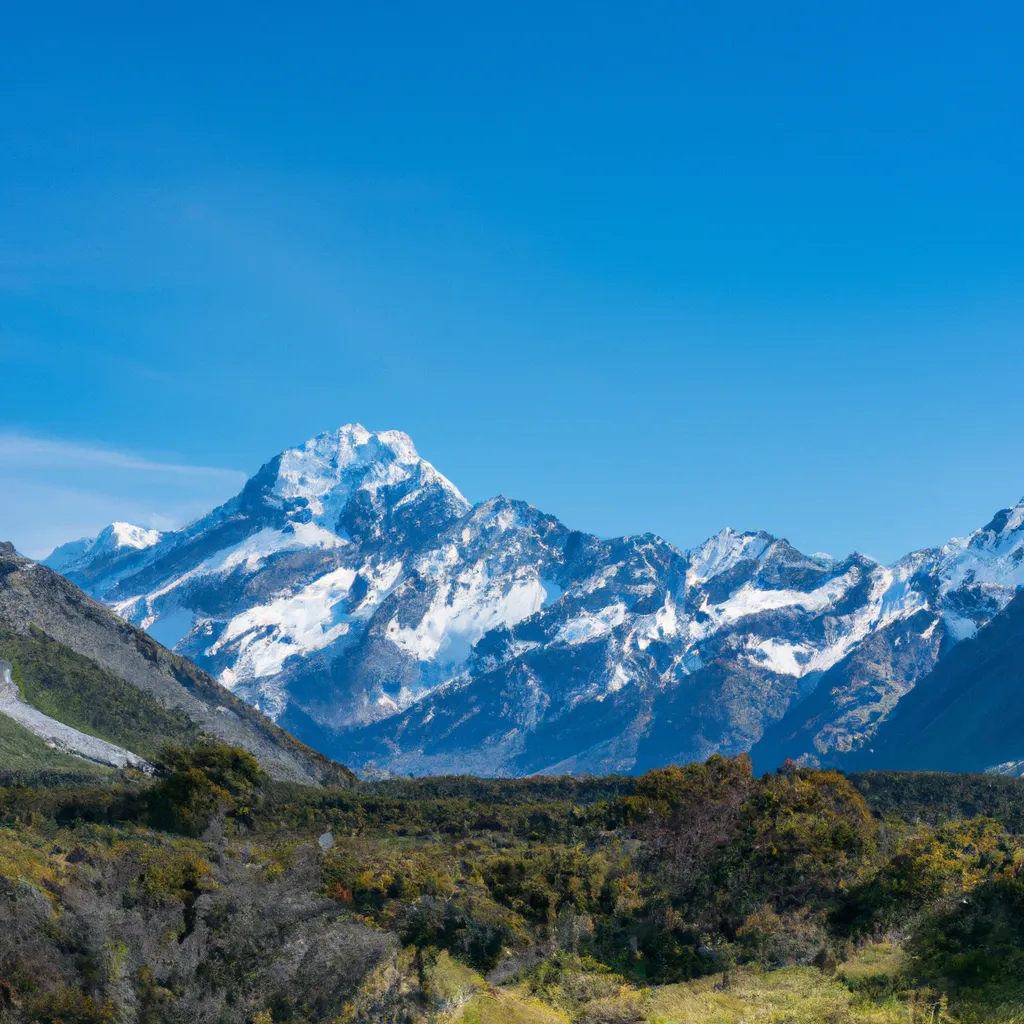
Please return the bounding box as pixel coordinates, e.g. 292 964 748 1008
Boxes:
44 521 162 571
102 522 163 550
977 496 1024 539
271 425 468 523
684 526 775 588
39 424 1024 779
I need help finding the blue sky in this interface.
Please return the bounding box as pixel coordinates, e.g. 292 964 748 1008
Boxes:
2 1 1022 561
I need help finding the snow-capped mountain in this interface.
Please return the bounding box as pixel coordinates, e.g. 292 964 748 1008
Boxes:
748 500 1024 772
45 425 1024 776
46 521 163 575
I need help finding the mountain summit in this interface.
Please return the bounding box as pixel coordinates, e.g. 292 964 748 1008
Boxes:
46 521 163 575
46 427 1024 776
267 424 470 541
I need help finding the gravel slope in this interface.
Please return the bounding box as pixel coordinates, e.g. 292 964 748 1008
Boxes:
0 658 150 770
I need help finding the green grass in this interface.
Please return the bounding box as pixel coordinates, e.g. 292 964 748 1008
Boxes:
425 952 485 1014
456 959 1024 1024
454 988 569 1024
838 942 905 985
0 711 113 781
645 967 946 1024
465 966 976 1024
0 628 205 760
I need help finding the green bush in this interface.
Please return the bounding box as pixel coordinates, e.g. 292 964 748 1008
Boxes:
146 742 267 836
835 817 1023 936
908 876 1024 1002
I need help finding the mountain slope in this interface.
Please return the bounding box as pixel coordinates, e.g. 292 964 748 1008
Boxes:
0 542 350 784
0 631 203 763
840 589 1024 775
45 425 1024 776
749 502 1024 772
0 701 116 780
0 656 149 771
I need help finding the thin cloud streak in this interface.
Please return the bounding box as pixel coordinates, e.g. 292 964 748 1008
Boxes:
0 432 247 482
0 478 222 559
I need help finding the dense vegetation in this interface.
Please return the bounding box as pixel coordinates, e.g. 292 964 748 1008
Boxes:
1 748 1023 1023
849 770 1024 832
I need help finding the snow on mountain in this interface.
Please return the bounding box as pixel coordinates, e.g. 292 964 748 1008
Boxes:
45 427 1024 777
684 527 773 588
271 425 469 535
45 521 163 573
927 497 1024 636
747 498 1024 772
842 588 1024 775
43 538 94 572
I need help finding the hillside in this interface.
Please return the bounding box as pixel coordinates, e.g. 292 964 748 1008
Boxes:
0 543 351 785
0 711 114 781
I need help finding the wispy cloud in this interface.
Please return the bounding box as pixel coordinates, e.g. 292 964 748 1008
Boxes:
0 431 247 558
0 432 246 482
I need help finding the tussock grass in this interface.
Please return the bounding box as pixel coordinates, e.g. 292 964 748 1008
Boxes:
837 943 904 984
647 967 921 1023
454 987 569 1023
464 963 1024 1024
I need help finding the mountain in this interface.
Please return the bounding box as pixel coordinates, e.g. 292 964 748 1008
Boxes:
46 520 163 576
749 501 1024 772
45 425 1024 776
839 589 1024 776
1 541 349 784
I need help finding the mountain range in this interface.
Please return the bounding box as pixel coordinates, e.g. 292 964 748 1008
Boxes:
43 424 1024 777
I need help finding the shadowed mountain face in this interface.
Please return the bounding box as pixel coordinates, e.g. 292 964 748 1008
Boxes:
44 426 1024 776
839 590 1024 777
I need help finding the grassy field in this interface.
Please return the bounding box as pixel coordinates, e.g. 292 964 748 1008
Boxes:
450 961 1023 1024
646 967 930 1024
455 990 568 1023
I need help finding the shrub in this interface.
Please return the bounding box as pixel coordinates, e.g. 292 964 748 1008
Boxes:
835 818 1023 936
146 743 267 836
908 876 1024 1001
